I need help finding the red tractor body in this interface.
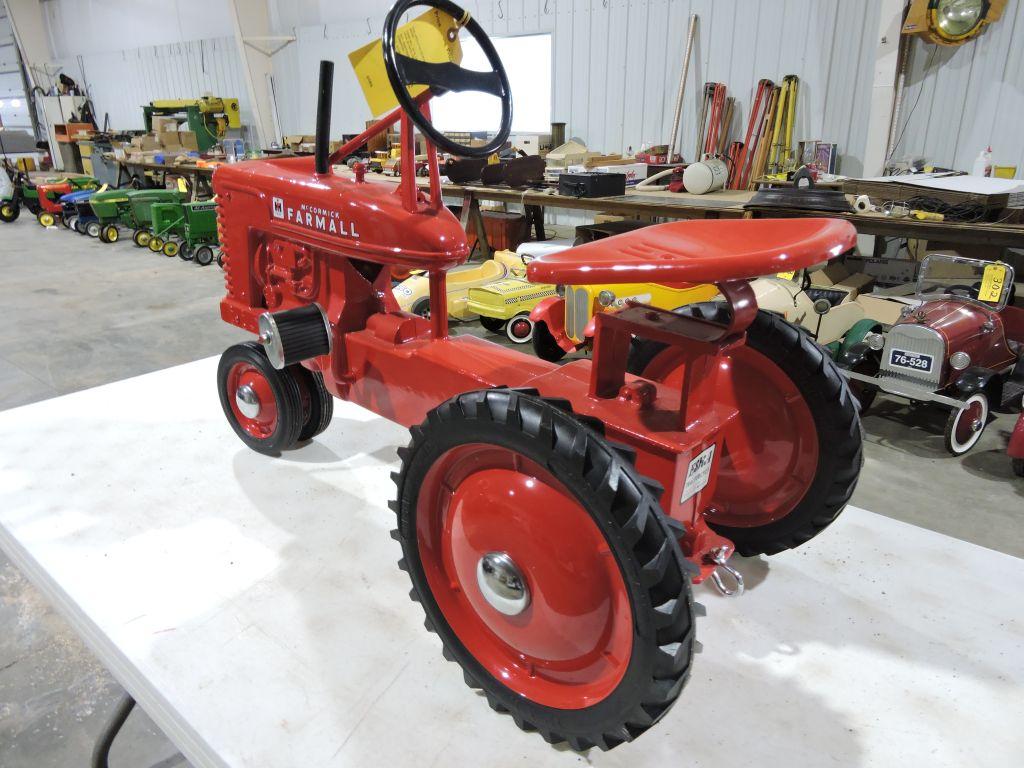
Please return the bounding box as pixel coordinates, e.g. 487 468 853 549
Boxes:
212 3 863 749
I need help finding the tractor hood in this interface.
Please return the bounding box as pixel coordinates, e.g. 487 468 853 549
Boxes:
214 157 470 270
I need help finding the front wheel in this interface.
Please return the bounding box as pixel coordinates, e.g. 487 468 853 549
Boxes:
0 201 19 222
531 321 567 362
217 342 303 455
194 245 215 266
392 388 697 751
162 240 180 257
289 365 333 441
148 236 165 253
479 316 506 334
37 211 56 227
504 313 535 343
179 243 194 261
100 224 119 243
944 393 988 456
86 221 102 238
132 229 151 247
629 303 863 557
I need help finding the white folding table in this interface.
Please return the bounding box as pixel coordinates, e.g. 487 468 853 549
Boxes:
0 358 1021 767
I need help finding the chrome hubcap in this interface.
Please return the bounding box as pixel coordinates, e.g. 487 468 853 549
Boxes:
477 552 529 616
235 384 261 419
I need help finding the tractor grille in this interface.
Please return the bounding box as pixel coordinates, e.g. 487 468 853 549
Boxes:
879 324 945 389
564 287 591 342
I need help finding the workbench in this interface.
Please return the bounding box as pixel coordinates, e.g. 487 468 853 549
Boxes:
0 358 1021 767
114 159 215 201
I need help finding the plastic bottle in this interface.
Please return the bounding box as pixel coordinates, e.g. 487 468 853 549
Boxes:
972 146 992 177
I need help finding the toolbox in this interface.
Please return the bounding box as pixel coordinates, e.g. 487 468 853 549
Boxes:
558 172 627 198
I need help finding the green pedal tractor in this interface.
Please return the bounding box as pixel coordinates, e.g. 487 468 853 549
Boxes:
149 199 221 265
90 189 185 246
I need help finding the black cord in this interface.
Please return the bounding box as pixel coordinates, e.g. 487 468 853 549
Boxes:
885 45 938 171
902 194 987 222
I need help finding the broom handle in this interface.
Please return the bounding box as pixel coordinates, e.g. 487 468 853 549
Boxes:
667 14 698 162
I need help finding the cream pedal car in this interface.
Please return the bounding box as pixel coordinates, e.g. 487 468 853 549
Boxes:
466 241 572 343
393 249 525 319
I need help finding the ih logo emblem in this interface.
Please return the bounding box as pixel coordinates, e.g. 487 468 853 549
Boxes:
272 197 285 219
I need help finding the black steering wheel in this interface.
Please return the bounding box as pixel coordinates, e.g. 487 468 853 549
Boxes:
382 0 512 158
946 284 976 298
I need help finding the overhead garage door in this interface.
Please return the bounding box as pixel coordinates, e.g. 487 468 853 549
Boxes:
0 0 32 134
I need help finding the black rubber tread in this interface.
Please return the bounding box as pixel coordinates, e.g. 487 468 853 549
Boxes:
410 297 431 318
531 320 567 362
289 365 334 441
478 316 506 334
391 388 698 751
628 302 863 557
195 245 215 266
216 341 303 455
0 202 19 222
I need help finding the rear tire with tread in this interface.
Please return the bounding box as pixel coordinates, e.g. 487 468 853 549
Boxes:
391 388 699 751
628 302 863 557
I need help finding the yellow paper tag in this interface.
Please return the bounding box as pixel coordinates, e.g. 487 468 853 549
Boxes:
177 178 189 193
348 9 463 117
978 263 1007 303
776 271 796 280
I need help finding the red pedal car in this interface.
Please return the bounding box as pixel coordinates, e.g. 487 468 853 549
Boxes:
212 0 862 750
1010 411 1024 477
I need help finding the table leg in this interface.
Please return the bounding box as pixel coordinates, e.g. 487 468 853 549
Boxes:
90 692 135 768
526 204 547 241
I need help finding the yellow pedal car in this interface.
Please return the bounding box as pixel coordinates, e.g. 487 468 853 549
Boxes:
530 278 720 361
393 249 525 319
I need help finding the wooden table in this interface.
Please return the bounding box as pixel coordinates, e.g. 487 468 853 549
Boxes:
421 179 1024 251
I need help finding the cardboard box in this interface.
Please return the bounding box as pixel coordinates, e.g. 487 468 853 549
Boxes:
158 130 182 149
131 135 160 151
151 116 179 133
178 131 199 152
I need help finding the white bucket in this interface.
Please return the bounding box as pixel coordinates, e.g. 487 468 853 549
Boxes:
683 158 728 194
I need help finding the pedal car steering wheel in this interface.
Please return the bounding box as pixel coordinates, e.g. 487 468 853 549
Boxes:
382 0 512 158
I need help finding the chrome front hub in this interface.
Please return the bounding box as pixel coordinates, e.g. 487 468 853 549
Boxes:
235 384 261 419
476 552 530 616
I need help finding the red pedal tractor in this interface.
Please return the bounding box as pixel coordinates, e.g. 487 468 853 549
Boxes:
213 0 862 751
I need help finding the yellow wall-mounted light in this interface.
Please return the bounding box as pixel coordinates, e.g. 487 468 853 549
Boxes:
902 0 1007 46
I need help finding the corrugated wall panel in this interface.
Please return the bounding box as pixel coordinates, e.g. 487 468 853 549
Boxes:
274 0 884 170
893 1 1024 176
53 36 251 134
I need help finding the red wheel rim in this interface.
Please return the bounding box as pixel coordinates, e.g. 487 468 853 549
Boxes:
644 345 818 527
225 362 279 439
955 400 984 445
509 318 532 339
416 444 632 709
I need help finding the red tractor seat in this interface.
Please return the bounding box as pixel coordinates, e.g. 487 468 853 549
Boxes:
526 218 857 286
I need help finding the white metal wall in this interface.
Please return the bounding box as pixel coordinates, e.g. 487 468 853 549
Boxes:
890 2 1024 176
269 0 882 176
51 36 251 132
0 0 31 132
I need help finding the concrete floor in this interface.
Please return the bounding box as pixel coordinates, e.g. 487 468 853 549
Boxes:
0 214 1021 767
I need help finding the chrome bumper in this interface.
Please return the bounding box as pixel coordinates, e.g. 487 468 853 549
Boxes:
844 370 966 409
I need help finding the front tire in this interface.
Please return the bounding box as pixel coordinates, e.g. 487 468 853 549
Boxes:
133 229 151 247
289 365 334 441
162 240 180 257
37 211 56 227
479 316 506 334
86 221 102 238
194 245 215 266
0 201 19 222
392 388 697 751
944 393 988 456
504 313 535 343
148 236 165 253
532 321 567 362
629 303 863 557
217 342 303 455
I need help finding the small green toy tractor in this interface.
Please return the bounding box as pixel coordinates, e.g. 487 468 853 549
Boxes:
149 199 220 264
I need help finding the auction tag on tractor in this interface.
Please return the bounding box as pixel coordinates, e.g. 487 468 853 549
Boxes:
889 348 933 373
680 445 716 504
776 270 796 280
978 263 1008 304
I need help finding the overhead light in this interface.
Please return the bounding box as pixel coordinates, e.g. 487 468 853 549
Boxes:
0 100 5 108
902 0 1008 46
10 99 20 108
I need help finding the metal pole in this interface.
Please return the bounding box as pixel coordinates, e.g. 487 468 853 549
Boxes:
667 14 698 163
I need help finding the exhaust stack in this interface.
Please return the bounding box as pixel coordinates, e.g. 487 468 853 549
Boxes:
315 60 334 175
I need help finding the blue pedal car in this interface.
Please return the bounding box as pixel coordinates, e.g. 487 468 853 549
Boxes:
60 188 103 237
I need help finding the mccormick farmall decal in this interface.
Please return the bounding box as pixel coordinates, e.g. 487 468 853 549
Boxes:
272 196 360 238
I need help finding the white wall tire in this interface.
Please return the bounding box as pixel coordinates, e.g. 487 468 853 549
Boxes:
504 313 534 343
944 393 989 456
